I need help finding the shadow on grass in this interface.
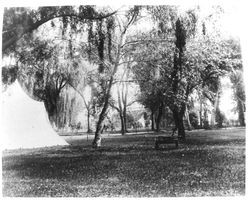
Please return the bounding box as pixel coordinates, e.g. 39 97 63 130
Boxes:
2 128 245 197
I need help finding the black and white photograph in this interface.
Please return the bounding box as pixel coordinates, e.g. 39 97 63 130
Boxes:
0 0 248 199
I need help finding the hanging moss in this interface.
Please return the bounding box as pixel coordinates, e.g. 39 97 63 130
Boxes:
62 16 68 36
96 20 105 73
106 17 114 63
87 21 94 60
202 22 206 36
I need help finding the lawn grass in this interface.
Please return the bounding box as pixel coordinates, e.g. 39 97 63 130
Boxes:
2 128 245 197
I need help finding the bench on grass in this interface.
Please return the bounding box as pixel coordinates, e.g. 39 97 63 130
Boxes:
155 136 179 149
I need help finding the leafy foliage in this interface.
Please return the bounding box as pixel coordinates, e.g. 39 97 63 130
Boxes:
2 65 18 89
130 6 243 133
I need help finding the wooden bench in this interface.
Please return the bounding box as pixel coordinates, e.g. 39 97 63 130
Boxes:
155 136 179 149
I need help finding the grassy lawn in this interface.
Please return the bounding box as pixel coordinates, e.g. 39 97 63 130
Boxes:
2 128 245 197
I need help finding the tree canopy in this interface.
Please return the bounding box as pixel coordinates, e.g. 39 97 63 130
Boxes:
2 6 116 53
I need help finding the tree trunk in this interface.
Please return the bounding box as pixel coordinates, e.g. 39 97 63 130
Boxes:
179 103 186 140
92 75 113 146
238 100 245 126
122 81 128 133
117 81 126 135
92 76 113 147
119 111 125 135
123 105 128 133
87 110 91 133
172 106 186 140
185 108 192 131
199 97 203 128
151 110 155 131
156 102 163 132
203 108 209 129
92 100 109 147
178 112 185 139
210 89 220 127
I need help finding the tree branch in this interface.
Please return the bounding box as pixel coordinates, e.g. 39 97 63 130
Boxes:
3 9 117 52
67 81 89 110
109 101 120 112
121 38 174 48
127 100 137 107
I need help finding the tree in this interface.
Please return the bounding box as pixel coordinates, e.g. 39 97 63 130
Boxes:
134 71 165 132
133 6 198 139
86 6 141 147
231 70 245 126
68 77 98 133
168 17 189 139
130 28 171 132
224 38 245 126
109 62 136 135
131 5 241 137
15 20 90 125
16 38 71 122
2 6 116 53
3 6 113 129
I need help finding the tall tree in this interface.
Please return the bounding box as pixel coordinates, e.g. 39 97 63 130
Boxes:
135 6 198 139
85 6 141 147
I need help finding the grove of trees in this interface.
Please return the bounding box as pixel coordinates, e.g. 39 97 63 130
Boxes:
2 5 245 147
